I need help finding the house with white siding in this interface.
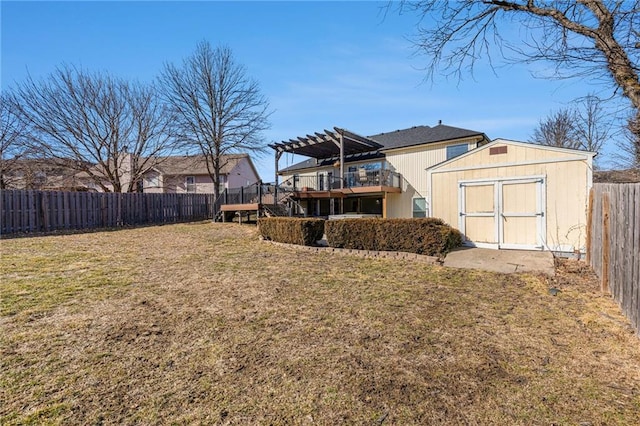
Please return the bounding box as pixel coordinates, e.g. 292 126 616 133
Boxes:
274 123 490 218
270 123 595 252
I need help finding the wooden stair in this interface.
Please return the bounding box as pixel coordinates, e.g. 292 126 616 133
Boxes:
262 204 289 217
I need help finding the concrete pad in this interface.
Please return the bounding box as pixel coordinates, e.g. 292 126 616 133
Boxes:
443 247 555 276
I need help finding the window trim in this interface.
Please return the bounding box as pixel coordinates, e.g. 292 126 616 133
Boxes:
185 175 196 193
412 197 427 218
446 143 469 160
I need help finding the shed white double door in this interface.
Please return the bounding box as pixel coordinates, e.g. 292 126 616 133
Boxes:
458 176 546 250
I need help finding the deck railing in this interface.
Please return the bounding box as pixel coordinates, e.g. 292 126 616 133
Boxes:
213 181 293 216
280 170 402 191
213 170 403 216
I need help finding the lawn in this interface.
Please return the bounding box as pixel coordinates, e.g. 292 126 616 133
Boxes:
1 222 639 425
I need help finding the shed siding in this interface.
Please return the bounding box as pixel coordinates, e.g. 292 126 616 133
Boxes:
435 142 576 170
430 152 590 251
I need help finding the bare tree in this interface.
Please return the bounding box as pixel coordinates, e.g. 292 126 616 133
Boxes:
613 115 640 170
13 66 175 192
531 108 581 149
160 41 271 199
572 94 612 155
0 91 29 189
396 1 640 162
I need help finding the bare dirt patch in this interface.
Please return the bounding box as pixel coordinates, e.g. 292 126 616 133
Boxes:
1 223 639 424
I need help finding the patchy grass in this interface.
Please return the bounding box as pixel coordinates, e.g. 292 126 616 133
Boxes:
1 222 639 425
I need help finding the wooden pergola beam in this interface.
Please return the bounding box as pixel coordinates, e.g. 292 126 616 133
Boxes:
270 127 383 160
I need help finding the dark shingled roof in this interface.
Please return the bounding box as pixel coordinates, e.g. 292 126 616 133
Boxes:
369 124 484 150
278 124 487 173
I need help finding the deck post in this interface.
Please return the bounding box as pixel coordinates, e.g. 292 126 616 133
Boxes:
339 132 345 189
275 151 282 205
382 193 387 218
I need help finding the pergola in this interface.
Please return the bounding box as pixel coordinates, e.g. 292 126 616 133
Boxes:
269 127 382 188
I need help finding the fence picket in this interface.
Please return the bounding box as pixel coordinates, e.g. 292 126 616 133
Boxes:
0 190 215 236
588 183 640 335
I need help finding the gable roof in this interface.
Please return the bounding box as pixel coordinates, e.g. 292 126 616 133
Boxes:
152 154 255 177
370 124 486 150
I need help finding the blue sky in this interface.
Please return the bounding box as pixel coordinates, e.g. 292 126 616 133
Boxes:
1 1 625 179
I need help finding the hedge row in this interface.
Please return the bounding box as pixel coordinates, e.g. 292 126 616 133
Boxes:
258 217 325 246
325 218 462 257
258 217 462 257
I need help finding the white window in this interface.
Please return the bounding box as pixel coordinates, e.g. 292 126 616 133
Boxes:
147 174 159 188
446 143 468 160
412 197 427 218
185 176 196 193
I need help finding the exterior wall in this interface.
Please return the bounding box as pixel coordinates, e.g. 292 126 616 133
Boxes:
428 142 593 251
117 152 134 191
227 158 260 187
384 139 480 218
142 170 164 193
164 175 215 194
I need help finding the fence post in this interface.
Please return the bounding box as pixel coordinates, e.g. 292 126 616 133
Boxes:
586 188 593 264
602 192 610 294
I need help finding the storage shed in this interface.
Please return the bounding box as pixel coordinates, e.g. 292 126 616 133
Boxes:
426 139 595 252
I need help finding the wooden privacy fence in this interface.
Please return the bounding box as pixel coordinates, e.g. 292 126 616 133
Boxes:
1 190 215 236
587 183 640 333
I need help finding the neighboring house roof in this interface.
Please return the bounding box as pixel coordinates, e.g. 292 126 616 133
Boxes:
75 153 259 181
2 158 86 190
279 124 488 174
594 168 640 183
152 154 255 177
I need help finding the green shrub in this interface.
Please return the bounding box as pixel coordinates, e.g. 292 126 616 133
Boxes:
258 217 325 246
322 218 378 250
325 218 462 257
